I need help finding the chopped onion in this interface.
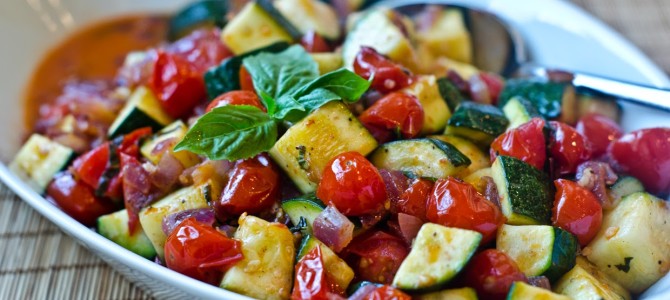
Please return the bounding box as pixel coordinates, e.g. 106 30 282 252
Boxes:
576 161 618 207
313 205 355 252
379 169 409 212
348 284 378 300
150 152 184 192
482 176 502 210
161 208 216 236
469 74 492 104
528 276 551 290
397 213 424 243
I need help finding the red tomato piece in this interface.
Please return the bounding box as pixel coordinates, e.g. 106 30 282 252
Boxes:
346 231 409 284
205 90 265 113
362 285 411 300
316 152 387 216
214 155 280 220
118 127 153 157
478 72 505 104
463 249 528 300
490 118 546 170
47 172 117 226
164 218 243 285
576 113 623 157
549 121 592 175
150 51 206 119
167 28 233 75
608 128 670 197
238 65 255 92
395 178 433 220
426 178 505 244
353 47 412 94
292 245 331 300
300 30 331 53
552 179 603 246
358 92 424 142
72 143 110 189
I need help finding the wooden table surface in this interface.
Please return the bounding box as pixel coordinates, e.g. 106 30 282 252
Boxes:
2 0 669 299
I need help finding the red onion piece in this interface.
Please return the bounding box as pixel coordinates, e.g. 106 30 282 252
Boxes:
482 176 502 210
379 169 410 212
121 154 154 233
528 276 551 290
397 213 424 243
161 208 216 236
348 284 378 300
447 70 471 97
313 205 355 252
216 224 237 238
469 74 492 104
576 161 618 207
150 152 184 192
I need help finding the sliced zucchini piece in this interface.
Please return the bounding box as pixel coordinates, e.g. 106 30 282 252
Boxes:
418 287 478 300
311 53 343 75
97 209 156 259
430 135 490 177
554 256 631 300
432 57 479 79
138 180 220 258
342 8 418 71
416 8 472 64
168 0 227 41
392 223 481 291
281 194 325 233
401 75 452 134
607 176 644 208
496 225 577 281
274 0 340 40
220 215 295 300
503 96 542 130
507 281 570 300
140 120 200 168
204 42 290 99
221 2 294 55
9 134 74 193
577 94 620 122
436 77 464 113
445 101 509 147
269 101 377 193
370 138 470 180
108 86 173 138
585 192 670 293
491 155 553 225
297 235 355 291
498 79 572 121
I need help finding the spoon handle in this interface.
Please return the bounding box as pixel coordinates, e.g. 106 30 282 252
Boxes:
571 73 670 112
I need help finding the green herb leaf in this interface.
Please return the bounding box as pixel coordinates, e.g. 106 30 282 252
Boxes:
174 105 278 161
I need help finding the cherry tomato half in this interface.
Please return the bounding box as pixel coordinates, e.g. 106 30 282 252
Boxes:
167 28 233 75
238 66 255 92
479 72 505 104
150 51 206 119
608 128 670 197
358 92 424 143
426 178 504 244
552 179 602 246
164 218 243 285
463 249 528 300
300 30 331 53
72 143 110 189
214 154 280 221
576 113 622 157
395 178 433 220
362 285 411 300
490 118 546 170
292 245 331 300
316 152 387 216
205 91 266 113
47 172 117 226
549 121 592 175
345 231 409 284
353 47 412 94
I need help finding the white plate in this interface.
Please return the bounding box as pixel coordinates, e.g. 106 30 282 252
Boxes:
0 0 668 299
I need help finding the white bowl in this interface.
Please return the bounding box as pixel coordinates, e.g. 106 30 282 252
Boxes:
0 0 668 299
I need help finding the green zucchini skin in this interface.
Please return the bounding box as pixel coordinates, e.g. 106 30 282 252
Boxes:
204 41 290 99
9 134 75 193
168 0 228 41
507 281 570 300
498 78 566 119
255 0 303 40
281 194 326 233
436 77 463 113
97 209 157 259
445 101 509 146
544 227 578 282
608 176 644 207
502 96 542 129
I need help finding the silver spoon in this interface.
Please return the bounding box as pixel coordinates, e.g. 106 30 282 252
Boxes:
373 0 670 112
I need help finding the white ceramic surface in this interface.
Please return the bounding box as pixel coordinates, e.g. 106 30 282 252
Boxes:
0 0 669 299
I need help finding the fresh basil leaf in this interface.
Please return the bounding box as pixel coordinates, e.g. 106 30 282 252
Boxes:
297 68 371 103
174 105 278 161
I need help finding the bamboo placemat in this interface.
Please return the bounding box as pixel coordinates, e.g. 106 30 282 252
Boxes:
1 0 669 299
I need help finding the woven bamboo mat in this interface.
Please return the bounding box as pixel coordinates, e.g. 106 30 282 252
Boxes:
1 0 669 299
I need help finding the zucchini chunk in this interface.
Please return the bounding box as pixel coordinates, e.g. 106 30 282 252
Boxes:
607 176 644 208
577 94 620 122
502 96 542 130
311 53 343 75
445 101 509 147
97 209 156 259
498 79 574 121
430 135 490 177
401 75 452 134
342 8 418 71
281 194 325 233
392 223 481 291
9 134 74 193
204 42 290 99
138 181 220 259
496 225 577 281
108 86 173 138
220 215 295 300
436 77 464 112
140 120 200 168
507 281 570 300
297 235 355 291
554 256 631 300
491 156 553 225
585 192 670 293
416 8 472 64
370 138 470 180
221 1 294 55
417 287 478 300
274 0 340 40
269 101 377 193
168 0 227 41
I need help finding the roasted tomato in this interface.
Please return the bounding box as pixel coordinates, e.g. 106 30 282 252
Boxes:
292 246 331 300
316 151 387 216
463 249 528 300
575 113 622 157
478 72 505 104
345 231 409 284
608 128 670 197
549 121 592 175
214 154 280 221
353 47 412 94
358 92 424 143
300 30 331 53
490 118 546 170
205 90 266 112
361 285 411 300
46 172 117 226
167 28 232 75
238 66 255 92
395 178 433 220
150 51 206 119
552 179 603 246
164 218 243 285
426 178 505 244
